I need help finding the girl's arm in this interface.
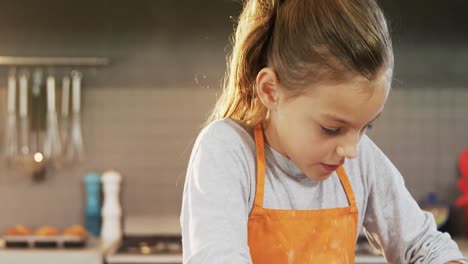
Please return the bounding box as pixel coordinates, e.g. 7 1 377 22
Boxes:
181 125 254 264
360 136 468 263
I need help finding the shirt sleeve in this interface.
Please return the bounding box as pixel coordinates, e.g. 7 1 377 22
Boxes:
361 137 468 264
180 125 254 264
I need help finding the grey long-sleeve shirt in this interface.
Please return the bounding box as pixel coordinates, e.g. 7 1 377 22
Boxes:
181 118 467 264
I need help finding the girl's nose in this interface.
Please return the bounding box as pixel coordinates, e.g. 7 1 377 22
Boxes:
337 142 359 159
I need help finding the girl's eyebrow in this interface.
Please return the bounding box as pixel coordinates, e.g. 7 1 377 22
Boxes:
321 111 383 125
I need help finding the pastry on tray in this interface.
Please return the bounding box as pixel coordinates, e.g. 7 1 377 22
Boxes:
63 225 87 248
63 225 88 238
3 225 33 236
34 225 61 236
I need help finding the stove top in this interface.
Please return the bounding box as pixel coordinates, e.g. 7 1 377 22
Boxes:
106 234 385 264
106 235 182 264
116 235 182 255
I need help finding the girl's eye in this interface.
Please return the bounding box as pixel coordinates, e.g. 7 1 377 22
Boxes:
321 126 340 135
366 123 374 130
321 123 375 136
360 123 375 135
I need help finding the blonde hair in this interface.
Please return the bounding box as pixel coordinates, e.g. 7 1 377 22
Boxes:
208 0 393 127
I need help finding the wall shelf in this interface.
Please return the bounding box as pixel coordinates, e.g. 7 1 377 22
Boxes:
0 56 109 67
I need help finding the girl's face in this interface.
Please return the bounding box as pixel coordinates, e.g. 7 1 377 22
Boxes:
261 69 392 181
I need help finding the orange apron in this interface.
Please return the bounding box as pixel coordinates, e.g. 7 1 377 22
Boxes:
247 124 359 264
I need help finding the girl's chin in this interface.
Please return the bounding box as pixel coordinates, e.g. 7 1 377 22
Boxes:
303 166 334 181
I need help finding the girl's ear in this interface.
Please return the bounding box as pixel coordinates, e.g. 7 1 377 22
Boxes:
256 68 281 110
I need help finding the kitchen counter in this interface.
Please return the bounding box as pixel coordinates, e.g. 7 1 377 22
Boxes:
2 237 467 264
355 238 468 264
355 254 386 264
456 238 468 257
0 237 103 264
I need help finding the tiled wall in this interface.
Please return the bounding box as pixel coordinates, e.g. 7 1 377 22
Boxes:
0 0 467 235
0 86 467 233
0 86 218 230
367 88 468 201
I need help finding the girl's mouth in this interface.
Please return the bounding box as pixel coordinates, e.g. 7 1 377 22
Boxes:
320 163 340 172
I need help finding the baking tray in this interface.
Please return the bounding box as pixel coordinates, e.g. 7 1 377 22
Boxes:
2 235 87 248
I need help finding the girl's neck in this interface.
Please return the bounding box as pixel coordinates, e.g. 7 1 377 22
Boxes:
262 118 289 159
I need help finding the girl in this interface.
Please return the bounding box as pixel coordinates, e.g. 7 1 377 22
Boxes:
181 0 467 263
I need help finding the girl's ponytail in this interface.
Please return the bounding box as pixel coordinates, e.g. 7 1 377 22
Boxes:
208 0 278 126
208 0 393 127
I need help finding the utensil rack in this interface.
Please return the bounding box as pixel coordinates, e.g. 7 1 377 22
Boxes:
0 56 109 67
2 56 109 180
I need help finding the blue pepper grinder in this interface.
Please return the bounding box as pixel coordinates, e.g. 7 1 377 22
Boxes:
84 172 102 237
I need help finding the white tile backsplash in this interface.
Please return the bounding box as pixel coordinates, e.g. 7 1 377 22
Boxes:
0 86 467 233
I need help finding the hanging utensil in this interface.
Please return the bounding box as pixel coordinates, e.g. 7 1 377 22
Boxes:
26 68 47 179
30 68 44 155
10 70 45 175
43 74 62 168
17 71 30 156
4 68 18 163
60 76 71 156
65 70 84 164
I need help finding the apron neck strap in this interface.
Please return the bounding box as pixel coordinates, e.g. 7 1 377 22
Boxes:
253 123 357 210
253 124 266 209
336 166 358 209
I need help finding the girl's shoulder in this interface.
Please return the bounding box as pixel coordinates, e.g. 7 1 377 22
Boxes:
196 118 255 149
344 134 387 174
356 134 389 165
345 134 397 188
